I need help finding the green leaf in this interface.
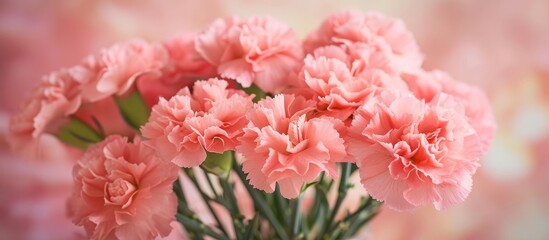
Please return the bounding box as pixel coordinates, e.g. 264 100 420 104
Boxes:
238 83 268 103
201 151 233 178
114 90 150 131
56 117 104 149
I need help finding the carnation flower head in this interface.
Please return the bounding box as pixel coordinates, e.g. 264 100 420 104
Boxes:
236 94 347 198
163 33 216 77
67 135 178 240
298 44 407 121
348 90 482 211
8 51 148 160
80 39 169 102
196 16 303 93
8 68 83 160
141 78 253 167
403 70 497 154
304 10 423 72
138 34 217 107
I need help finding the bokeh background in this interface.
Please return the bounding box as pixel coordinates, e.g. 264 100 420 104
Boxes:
1 0 548 239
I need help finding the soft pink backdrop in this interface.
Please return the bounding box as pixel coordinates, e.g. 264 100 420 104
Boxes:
1 0 548 239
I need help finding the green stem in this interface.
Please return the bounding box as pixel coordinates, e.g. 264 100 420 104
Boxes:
317 162 352 239
173 177 193 216
243 214 260 240
205 173 220 199
336 199 382 240
176 213 229 240
219 174 245 239
173 176 204 239
274 186 289 223
184 169 230 236
233 156 290 240
335 197 375 226
290 192 304 239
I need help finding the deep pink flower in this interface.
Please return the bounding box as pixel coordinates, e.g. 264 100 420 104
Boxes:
304 10 423 72
67 135 178 240
403 70 497 154
236 94 347 198
196 16 303 93
348 90 482 211
141 78 253 167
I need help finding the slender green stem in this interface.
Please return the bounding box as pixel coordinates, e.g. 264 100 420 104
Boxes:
274 186 288 223
336 200 382 240
243 214 260 240
233 157 290 240
185 169 230 236
317 163 352 239
219 173 245 239
205 172 221 199
335 197 375 226
290 192 304 239
173 177 193 216
176 213 229 240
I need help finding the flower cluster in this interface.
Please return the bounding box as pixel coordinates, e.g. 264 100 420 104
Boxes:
9 10 496 239
8 35 216 160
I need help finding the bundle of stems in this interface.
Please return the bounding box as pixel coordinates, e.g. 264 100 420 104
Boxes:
173 151 382 240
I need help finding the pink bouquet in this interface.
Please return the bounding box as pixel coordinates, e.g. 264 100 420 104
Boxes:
8 10 496 240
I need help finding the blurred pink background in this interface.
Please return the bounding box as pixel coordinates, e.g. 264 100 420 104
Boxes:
1 0 548 239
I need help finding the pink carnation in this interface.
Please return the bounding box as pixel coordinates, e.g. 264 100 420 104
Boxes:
8 61 140 160
196 16 303 93
141 78 253 167
138 34 217 107
67 135 178 240
236 94 347 198
8 69 83 160
304 10 423 72
298 44 407 120
348 90 482 211
80 39 169 102
403 70 497 154
163 33 217 77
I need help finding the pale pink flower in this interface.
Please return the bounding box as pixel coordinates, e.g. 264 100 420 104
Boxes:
80 39 169 102
67 135 178 240
163 33 217 78
236 94 347 198
8 63 138 161
298 45 407 121
138 34 218 107
8 69 83 161
196 16 303 93
310 39 411 76
403 70 497 154
348 90 482 211
304 10 423 72
141 78 253 167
